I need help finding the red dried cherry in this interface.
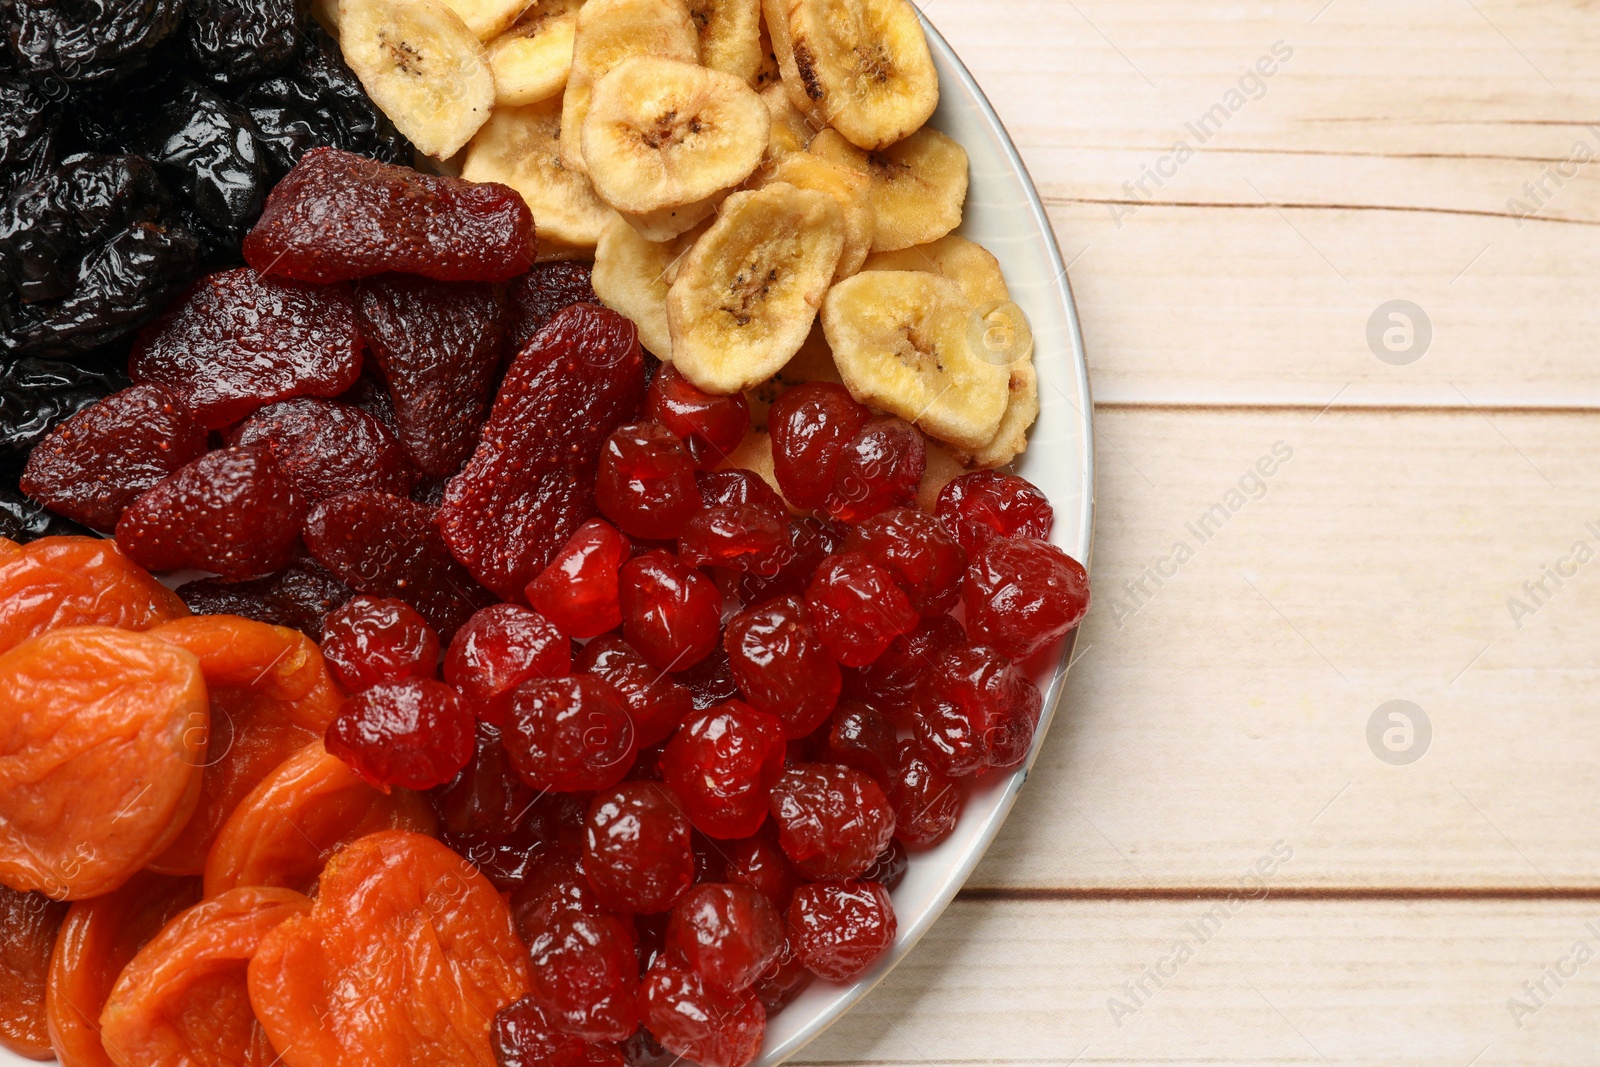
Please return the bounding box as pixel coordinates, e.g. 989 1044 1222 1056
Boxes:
575 634 694 748
444 604 571 726
695 469 786 515
963 536 1090 660
582 781 694 914
324 678 475 790
666 883 783 993
524 908 639 1042
844 508 967 616
503 676 637 792
660 701 785 839
647 365 751 465
731 516 843 605
679 505 789 576
768 764 896 880
861 839 909 891
722 828 802 912
787 880 896 983
768 383 870 509
510 856 604 941
526 519 630 639
804 553 919 668
887 740 962 846
825 416 925 523
320 595 439 692
935 471 1054 554
618 549 723 672
640 954 765 1067
750 935 809 1012
842 616 964 727
821 701 896 784
232 398 418 504
596 423 701 540
677 643 741 711
913 644 1043 777
491 995 623 1067
430 722 537 839
723 595 839 738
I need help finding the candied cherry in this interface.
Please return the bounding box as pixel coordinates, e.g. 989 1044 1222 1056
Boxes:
510 856 604 943
445 605 571 726
723 595 840 738
640 954 765 1067
524 909 638 1042
844 508 967 616
913 644 1043 777
822 701 896 784
320 595 439 692
679 505 789 575
860 839 910 891
768 383 870 509
804 553 919 668
430 723 537 839
526 519 630 639
660 701 786 839
575 634 694 748
732 516 844 605
582 782 694 914
677 643 741 710
750 935 810 1013
666 884 783 993
935 470 1054 553
492 995 624 1067
842 615 965 727
618 549 723 672
325 678 475 790
887 741 962 846
825 416 925 523
695 469 786 515
768 764 895 880
723 828 802 912
787 880 897 983
648 365 751 465
963 536 1090 661
503 676 637 792
596 423 702 541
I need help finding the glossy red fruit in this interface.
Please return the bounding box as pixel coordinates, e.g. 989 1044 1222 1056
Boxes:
243 147 535 283
963 536 1090 660
503 675 637 792
430 722 537 839
303 490 496 639
679 506 789 576
722 828 802 912
935 471 1055 554
582 782 694 914
804 554 919 668
231 398 417 504
595 423 701 540
731 516 843 605
510 855 604 941
861 839 909 891
750 935 809 1012
525 520 630 639
787 880 896 982
723 596 839 738
822 701 895 784
660 701 785 839
324 678 475 790
695 469 787 515
525 908 639 1042
640 954 765 1067
842 616 964 728
824 417 925 523
666 884 783 993
768 383 870 509
129 267 362 428
677 643 741 711
768 764 895 880
887 740 962 847
491 995 623 1067
844 508 967 617
618 550 722 672
116 445 305 579
913 644 1043 777
575 634 694 748
438 304 646 600
506 261 598 347
353 274 509 477
647 365 750 465
320 595 439 692
444 605 571 726
20 384 209 533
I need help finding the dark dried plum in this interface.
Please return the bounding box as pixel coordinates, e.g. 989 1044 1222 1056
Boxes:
353 274 508 477
507 262 597 349
6 0 187 88
177 554 353 639
0 353 127 469
183 0 302 87
0 485 91 542
0 75 59 197
231 397 418 504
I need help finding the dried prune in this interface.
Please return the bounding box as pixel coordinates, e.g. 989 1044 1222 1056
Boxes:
303 490 496 639
184 0 302 86
20 383 209 532
0 884 67 1058
244 147 536 283
0 626 207 899
0 536 188 656
7 0 186 87
177 554 353 640
0 486 90 542
117 445 308 580
129 266 363 428
438 304 646 600
0 353 128 470
506 260 597 346
353 274 509 477
0 74 59 199
233 398 418 504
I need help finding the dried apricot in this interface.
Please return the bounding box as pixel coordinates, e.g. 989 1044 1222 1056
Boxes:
0 537 188 657
0 627 207 899
143 617 345 876
203 741 437 897
100 887 313 1067
46 872 202 1067
0 884 67 1059
248 831 531 1067
0 539 20 562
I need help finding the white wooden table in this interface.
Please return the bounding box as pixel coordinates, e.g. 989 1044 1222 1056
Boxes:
804 2 1600 1063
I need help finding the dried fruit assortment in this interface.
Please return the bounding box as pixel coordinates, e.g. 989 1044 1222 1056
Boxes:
0 2 1089 1066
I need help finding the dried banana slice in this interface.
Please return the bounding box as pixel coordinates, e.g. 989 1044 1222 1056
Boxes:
961 357 1039 468
686 0 763 83
592 214 699 358
620 190 726 242
559 0 701 174
582 56 768 215
763 0 938 150
821 270 1008 450
460 99 612 247
756 152 874 282
864 234 1008 307
751 14 781 90
340 0 497 159
810 126 967 252
667 182 845 394
486 0 583 105
761 82 816 158
440 0 537 40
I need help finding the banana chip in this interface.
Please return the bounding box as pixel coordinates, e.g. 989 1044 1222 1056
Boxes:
460 98 612 247
486 0 583 105
810 126 967 252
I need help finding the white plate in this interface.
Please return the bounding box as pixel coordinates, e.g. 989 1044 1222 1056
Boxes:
0 19 1093 1067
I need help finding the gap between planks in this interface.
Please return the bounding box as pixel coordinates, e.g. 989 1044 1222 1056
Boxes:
1090 400 1600 415
957 887 1600 903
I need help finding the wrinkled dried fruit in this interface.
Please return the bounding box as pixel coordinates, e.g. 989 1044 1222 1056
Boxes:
524 908 638 1043
660 701 786 840
321 595 440 692
525 519 630 640
0 536 188 657
583 781 694 914
724 595 840 738
232 398 418 504
934 471 1054 554
184 0 303 86
913 644 1043 778
804 553 918 667
679 505 789 575
596 422 702 540
821 701 896 785
0 356 129 474
506 261 598 347
722 828 802 914
444 604 571 726
648 365 751 466
430 723 536 840
503 675 637 792
677 643 742 712
640 954 765 1067
729 515 843 606
0 885 67 1059
176 555 352 641
844 508 966 617
787 880 896 983
618 549 722 672
696 468 786 515
768 764 895 880
574 633 694 749
768 382 869 509
491 995 624 1067
962 536 1090 661
7 0 185 86
666 884 783 994
841 615 963 728
824 416 925 523
326 678 476 791
887 740 961 847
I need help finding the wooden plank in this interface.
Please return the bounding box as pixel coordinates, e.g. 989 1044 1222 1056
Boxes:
797 898 1600 1066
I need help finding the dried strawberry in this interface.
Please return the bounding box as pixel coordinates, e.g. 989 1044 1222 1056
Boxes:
129 267 363 429
116 445 305 579
20 384 208 532
231 398 417 504
243 148 535 283
176 555 353 640
353 274 509 477
438 304 646 601
506 261 597 347
302 490 495 639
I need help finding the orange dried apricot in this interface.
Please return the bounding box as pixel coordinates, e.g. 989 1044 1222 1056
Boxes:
0 538 188 657
0 884 68 1059
0 538 20 563
46 872 202 1067
248 831 530 1067
99 886 312 1067
143 617 345 875
0 627 207 899
203 741 437 897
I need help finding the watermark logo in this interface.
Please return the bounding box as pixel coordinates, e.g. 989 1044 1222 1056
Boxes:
1366 300 1431 365
1366 700 1430 766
